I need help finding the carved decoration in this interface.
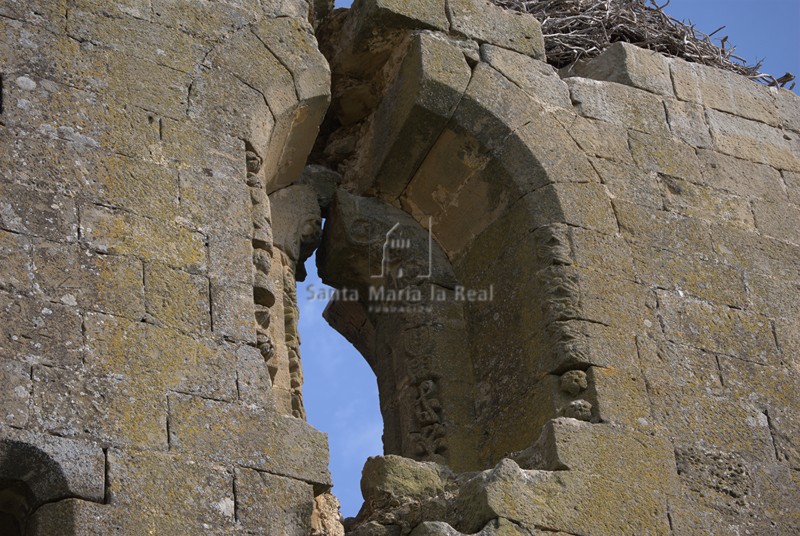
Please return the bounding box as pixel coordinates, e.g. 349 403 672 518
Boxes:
560 370 589 396
534 225 572 267
563 399 593 421
411 379 447 459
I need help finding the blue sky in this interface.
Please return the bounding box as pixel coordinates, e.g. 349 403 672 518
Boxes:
303 0 800 519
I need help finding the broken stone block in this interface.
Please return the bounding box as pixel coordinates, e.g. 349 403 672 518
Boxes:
361 455 448 511
269 184 322 280
299 164 343 213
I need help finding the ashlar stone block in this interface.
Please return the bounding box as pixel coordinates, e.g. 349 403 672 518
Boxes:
448 0 545 59
566 77 669 136
563 42 673 96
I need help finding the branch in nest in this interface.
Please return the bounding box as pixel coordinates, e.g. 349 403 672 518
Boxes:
492 0 787 87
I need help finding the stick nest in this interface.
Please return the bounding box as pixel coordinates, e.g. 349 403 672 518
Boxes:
492 0 795 89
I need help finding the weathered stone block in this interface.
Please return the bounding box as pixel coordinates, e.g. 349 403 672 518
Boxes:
706 108 800 172
360 32 471 198
188 66 276 162
664 97 713 148
777 87 800 132
159 117 242 175
0 291 83 366
456 423 674 535
69 0 153 21
710 224 800 281
752 199 800 244
0 359 31 427
784 170 800 206
717 357 800 468
697 149 788 203
615 200 714 256
210 280 257 344
554 112 633 164
27 499 113 536
746 275 800 322
448 0 545 59
84 312 238 403
145 262 211 333
0 0 68 28
586 366 650 427
0 426 106 504
361 455 447 510
208 232 253 285
235 344 273 407
564 42 673 96
107 449 235 532
77 153 180 221
32 363 168 449
66 6 208 73
81 204 207 272
270 184 322 266
631 244 748 308
0 182 78 242
481 45 571 109
236 467 315 534
566 77 669 136
30 241 145 319
589 158 662 209
670 58 779 126
168 394 331 486
658 291 778 364
150 0 260 40
569 225 636 279
354 0 448 34
660 175 755 230
179 167 252 237
0 229 32 292
547 183 618 236
7 77 161 159
251 16 331 191
628 129 702 182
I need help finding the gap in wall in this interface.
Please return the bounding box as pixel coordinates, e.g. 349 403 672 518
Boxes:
298 250 383 518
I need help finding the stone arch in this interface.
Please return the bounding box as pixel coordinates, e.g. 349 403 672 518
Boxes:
315 27 607 470
0 440 75 535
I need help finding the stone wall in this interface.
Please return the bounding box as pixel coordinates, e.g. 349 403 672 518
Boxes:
1 0 798 534
0 0 335 533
